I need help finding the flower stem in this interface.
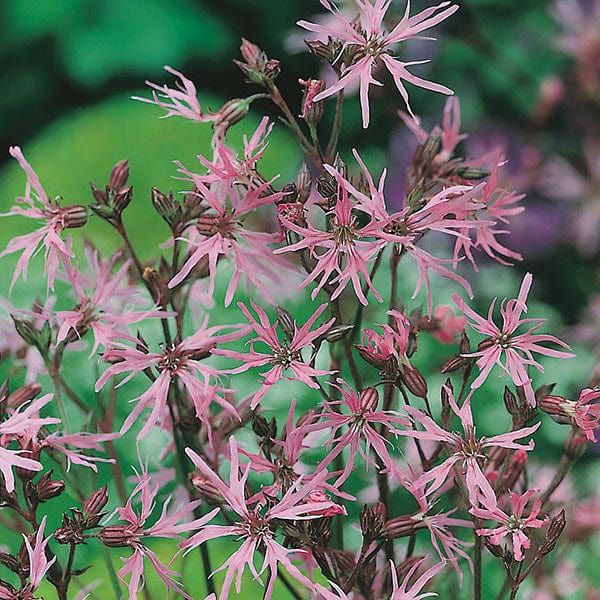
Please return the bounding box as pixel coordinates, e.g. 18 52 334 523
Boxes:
473 532 482 600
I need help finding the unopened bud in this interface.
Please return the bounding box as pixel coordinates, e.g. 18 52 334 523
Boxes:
190 473 223 505
12 317 39 347
459 329 471 355
108 160 130 191
252 413 274 439
385 514 423 539
113 186 132 213
359 388 379 412
441 355 464 374
538 394 568 416
457 166 490 180
213 96 265 136
296 163 312 203
316 175 337 199
305 39 343 64
100 526 136 548
504 386 519 416
360 502 386 542
34 471 65 502
539 509 566 556
84 486 109 519
399 364 428 398
299 79 325 124
6 383 42 409
323 324 353 343
0 552 18 573
275 306 296 341
62 205 88 229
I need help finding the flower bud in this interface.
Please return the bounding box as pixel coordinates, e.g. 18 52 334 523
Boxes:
385 514 423 539
399 364 428 398
0 552 18 573
113 186 133 213
323 324 353 343
305 38 343 64
275 306 296 341
296 163 312 204
84 486 109 520
33 471 65 502
359 387 379 412
251 413 275 439
190 473 223 505
538 395 570 417
6 383 42 409
564 433 588 460
539 509 566 557
11 317 39 347
440 355 464 373
360 502 386 542
108 160 130 192
100 526 137 548
62 205 88 229
504 386 519 417
213 96 265 136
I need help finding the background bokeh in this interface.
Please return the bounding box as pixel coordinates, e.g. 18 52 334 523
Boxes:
2 0 600 598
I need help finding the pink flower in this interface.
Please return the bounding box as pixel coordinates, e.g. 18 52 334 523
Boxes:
401 384 540 506
95 320 247 439
52 248 170 355
0 394 59 492
453 272 575 406
182 437 343 600
214 301 335 408
41 431 119 471
298 0 458 127
276 165 402 305
0 147 86 291
359 308 411 366
472 488 547 561
305 381 409 485
105 462 218 600
168 171 292 306
390 557 445 599
323 150 486 312
133 66 214 123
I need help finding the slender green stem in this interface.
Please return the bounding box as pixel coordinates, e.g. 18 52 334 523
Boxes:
540 454 571 506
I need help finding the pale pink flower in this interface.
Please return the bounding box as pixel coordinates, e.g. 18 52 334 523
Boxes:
107 462 218 600
453 272 575 406
95 320 247 439
0 147 84 291
214 301 334 408
41 431 119 471
305 381 409 485
133 66 214 123
0 394 59 492
182 437 343 600
552 387 600 442
359 308 411 366
390 557 445 599
168 172 291 306
401 384 540 506
472 488 547 561
323 150 486 312
453 156 524 270
276 166 404 305
298 0 458 127
53 248 169 355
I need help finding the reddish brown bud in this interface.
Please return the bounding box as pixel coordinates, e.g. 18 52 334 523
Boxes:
459 329 471 355
400 364 428 398
114 186 132 213
355 344 389 370
275 305 296 341
440 355 464 374
34 471 65 502
62 205 88 229
385 514 423 539
296 163 312 204
100 526 137 548
213 95 265 136
190 473 223 505
539 509 566 556
6 383 42 409
360 502 386 542
359 388 379 412
504 386 519 417
84 485 109 518
538 395 571 423
108 160 130 191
